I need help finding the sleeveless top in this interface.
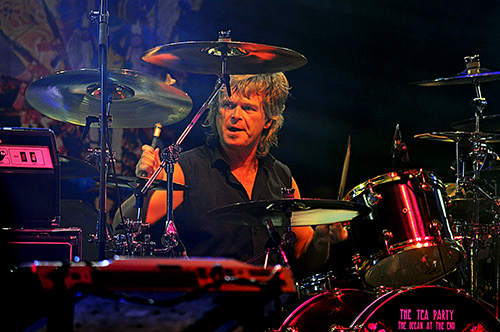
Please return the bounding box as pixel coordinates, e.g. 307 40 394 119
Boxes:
174 142 293 264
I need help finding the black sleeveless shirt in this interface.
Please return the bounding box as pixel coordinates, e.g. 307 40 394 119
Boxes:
175 142 293 264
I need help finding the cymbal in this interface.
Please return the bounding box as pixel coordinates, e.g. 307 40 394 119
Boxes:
206 199 371 227
451 114 500 133
59 155 97 180
141 41 307 75
25 69 193 128
414 68 500 86
414 131 500 143
93 175 188 191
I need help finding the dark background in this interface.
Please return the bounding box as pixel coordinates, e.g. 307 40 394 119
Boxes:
3 0 500 203
168 0 500 199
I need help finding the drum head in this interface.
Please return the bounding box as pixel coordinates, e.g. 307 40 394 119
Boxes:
364 240 464 288
352 286 500 331
279 289 375 332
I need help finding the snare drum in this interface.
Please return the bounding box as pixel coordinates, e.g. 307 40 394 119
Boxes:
344 169 464 288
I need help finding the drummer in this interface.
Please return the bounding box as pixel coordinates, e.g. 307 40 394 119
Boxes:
116 72 347 278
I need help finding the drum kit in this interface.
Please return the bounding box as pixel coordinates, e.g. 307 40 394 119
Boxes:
23 18 500 330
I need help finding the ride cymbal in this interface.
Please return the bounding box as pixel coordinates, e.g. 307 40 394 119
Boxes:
206 199 370 227
414 131 500 143
25 69 193 128
141 40 308 75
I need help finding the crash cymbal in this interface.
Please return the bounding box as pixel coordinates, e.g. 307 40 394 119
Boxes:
93 175 188 191
414 131 500 143
414 68 500 86
451 114 500 133
206 199 370 227
25 69 193 128
59 155 97 180
141 41 307 75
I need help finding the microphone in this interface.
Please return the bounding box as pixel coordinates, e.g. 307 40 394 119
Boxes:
391 124 409 170
138 123 162 178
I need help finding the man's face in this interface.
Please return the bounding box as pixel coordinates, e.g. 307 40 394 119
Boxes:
217 92 271 154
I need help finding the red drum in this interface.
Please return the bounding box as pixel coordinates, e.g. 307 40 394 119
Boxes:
278 289 376 331
344 170 464 288
278 286 500 332
352 286 500 331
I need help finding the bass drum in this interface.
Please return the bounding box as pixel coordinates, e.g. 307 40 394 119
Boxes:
277 289 376 332
277 286 500 332
351 286 500 331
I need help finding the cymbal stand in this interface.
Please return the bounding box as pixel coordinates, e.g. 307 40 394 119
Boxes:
140 31 233 253
460 55 494 301
88 0 111 261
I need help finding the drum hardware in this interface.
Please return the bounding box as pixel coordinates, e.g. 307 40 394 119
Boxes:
111 219 156 256
415 55 500 310
381 229 393 251
277 286 500 332
344 169 464 289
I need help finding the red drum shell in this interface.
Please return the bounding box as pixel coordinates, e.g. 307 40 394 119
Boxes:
278 289 375 332
344 170 464 288
352 286 500 331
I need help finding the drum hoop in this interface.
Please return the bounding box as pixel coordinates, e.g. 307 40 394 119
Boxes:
357 239 464 289
343 169 445 200
350 285 495 329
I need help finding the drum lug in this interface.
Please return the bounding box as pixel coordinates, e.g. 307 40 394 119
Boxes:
420 181 433 192
329 325 356 332
352 253 362 271
375 285 393 297
366 191 382 206
381 229 393 250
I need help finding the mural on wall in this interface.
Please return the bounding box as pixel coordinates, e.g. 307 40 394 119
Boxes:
0 0 202 176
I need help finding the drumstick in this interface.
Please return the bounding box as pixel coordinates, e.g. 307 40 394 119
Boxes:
151 123 162 149
337 135 351 200
138 123 162 177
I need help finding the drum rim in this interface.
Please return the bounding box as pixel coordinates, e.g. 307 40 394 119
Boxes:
280 288 376 330
360 239 464 289
350 285 499 330
343 169 445 201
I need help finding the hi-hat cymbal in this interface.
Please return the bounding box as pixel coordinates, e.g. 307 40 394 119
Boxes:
25 69 193 128
93 175 188 191
414 131 500 143
206 199 370 227
451 114 500 133
414 68 500 86
141 41 307 75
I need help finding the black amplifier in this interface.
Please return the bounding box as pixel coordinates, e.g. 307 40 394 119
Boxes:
1 228 82 266
0 127 60 228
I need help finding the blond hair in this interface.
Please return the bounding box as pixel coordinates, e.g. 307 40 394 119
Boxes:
205 72 290 158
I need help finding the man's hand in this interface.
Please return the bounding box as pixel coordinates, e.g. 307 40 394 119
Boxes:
313 223 348 244
135 145 161 178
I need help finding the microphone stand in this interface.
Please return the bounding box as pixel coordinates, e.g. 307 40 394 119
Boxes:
139 31 232 253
